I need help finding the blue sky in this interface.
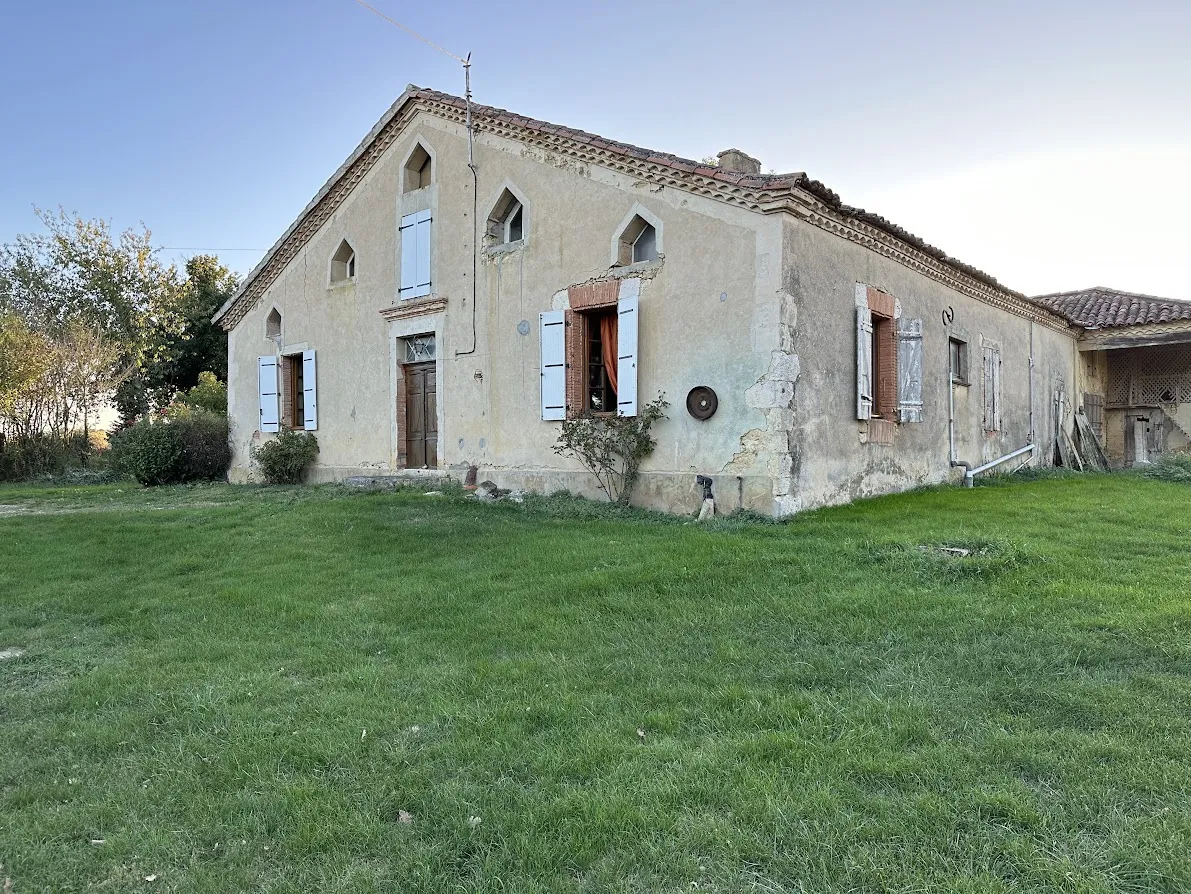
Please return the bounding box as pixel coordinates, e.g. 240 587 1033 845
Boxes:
2 0 1189 297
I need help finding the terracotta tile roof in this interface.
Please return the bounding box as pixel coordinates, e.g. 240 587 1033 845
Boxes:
215 85 1060 329
405 88 1026 299
1029 287 1191 329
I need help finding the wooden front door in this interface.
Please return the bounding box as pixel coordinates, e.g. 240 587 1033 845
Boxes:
405 362 437 469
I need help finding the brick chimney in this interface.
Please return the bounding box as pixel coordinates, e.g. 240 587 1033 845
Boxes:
716 148 762 175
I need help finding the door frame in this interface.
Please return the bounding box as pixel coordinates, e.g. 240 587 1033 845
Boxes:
383 301 446 470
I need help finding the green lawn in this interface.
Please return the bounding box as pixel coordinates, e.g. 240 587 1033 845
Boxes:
1 476 1190 893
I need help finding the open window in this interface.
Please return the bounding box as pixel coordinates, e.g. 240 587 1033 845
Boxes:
279 350 318 431
265 308 282 342
581 306 618 413
616 215 659 266
403 143 433 192
949 337 969 385
330 239 356 284
856 285 923 426
540 288 638 420
859 307 897 420
486 188 525 245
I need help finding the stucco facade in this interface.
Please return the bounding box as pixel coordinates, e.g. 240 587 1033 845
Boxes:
218 87 1089 515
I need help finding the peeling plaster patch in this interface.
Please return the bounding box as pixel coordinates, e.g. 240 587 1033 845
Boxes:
727 348 802 509
722 429 768 475
777 290 797 352
551 290 569 311
745 352 800 409
745 379 795 410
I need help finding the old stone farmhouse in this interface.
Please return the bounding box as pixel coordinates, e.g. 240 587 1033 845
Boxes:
214 86 1191 515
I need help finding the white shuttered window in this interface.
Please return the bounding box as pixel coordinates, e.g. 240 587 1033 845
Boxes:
399 210 432 299
258 356 280 433
616 295 639 417
539 311 566 421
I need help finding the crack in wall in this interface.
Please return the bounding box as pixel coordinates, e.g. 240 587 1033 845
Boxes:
723 291 801 513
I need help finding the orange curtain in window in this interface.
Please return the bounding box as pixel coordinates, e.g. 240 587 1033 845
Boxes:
600 313 619 395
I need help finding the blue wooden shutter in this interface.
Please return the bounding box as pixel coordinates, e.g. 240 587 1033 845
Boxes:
302 349 317 431
258 356 279 433
540 311 566 421
617 295 639 417
399 210 432 299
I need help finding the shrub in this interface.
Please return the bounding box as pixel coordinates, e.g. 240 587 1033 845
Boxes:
553 394 668 505
110 419 184 485
1142 453 1191 483
0 432 101 481
177 412 232 481
110 411 230 486
252 430 319 484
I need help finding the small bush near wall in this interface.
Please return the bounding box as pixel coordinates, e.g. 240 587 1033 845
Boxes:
553 395 668 506
1143 453 1191 483
252 431 319 485
110 411 231 486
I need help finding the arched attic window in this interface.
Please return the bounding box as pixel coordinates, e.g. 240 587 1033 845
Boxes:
616 214 659 266
330 239 356 284
486 189 525 245
404 143 433 192
265 308 282 341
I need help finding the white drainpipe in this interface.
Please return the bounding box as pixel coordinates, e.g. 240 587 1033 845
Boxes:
964 443 1035 487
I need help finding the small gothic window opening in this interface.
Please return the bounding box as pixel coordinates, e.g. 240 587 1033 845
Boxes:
487 189 525 245
330 239 356 283
617 214 659 266
265 308 282 341
404 143 433 192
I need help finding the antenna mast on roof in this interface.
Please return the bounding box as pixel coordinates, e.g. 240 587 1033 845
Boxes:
349 0 474 162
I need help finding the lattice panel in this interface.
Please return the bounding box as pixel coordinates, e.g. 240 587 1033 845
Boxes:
1108 344 1191 406
1107 353 1132 405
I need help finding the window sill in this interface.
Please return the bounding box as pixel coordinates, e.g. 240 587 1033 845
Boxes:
485 239 526 256
610 257 664 275
328 278 356 291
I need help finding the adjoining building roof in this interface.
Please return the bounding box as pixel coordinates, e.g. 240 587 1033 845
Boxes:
1029 287 1191 330
214 86 1063 331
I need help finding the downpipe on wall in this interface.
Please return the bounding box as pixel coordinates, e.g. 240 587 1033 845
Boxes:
964 443 1034 487
456 54 479 358
950 325 1037 484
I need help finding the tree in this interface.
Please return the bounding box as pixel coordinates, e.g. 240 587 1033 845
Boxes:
156 255 235 388
0 312 55 441
0 208 180 354
116 255 236 424
0 210 181 472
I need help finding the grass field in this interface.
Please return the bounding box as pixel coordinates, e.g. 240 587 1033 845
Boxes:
2 475 1190 893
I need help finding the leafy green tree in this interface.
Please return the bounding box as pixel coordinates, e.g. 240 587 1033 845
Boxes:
0 208 180 353
156 255 235 389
